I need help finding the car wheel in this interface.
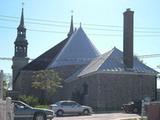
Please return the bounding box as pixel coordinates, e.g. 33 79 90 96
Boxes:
83 109 90 115
33 112 46 120
56 110 64 117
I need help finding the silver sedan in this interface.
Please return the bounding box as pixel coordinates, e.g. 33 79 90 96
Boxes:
49 100 93 116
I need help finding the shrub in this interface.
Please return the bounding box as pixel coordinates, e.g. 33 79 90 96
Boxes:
18 95 39 107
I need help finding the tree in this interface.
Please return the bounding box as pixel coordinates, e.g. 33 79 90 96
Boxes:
32 69 62 104
3 73 12 90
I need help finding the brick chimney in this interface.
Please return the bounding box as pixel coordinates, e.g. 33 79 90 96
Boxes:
123 8 134 69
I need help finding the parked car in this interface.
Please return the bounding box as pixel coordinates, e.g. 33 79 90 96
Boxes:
121 100 142 114
13 100 55 120
49 100 93 116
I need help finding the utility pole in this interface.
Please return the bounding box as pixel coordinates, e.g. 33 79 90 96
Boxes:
0 70 3 100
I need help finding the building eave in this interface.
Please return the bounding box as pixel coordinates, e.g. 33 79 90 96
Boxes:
65 70 158 83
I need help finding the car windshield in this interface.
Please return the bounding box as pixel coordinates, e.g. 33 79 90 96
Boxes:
14 101 33 109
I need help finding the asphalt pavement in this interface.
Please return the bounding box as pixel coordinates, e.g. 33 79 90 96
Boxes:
53 112 141 120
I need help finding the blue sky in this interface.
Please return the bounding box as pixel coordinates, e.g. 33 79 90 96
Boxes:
0 0 160 86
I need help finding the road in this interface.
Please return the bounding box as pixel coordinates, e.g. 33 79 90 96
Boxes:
53 113 140 120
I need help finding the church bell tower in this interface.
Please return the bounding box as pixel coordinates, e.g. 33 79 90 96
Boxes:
12 7 29 89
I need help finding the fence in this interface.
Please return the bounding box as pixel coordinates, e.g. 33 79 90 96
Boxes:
0 70 14 120
0 97 14 120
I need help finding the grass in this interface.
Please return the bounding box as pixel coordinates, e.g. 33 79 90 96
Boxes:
34 105 49 109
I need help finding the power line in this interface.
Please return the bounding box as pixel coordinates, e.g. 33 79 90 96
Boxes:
0 14 70 24
0 57 12 61
1 14 160 37
1 18 160 35
27 28 67 34
137 54 160 58
0 18 68 28
1 14 160 30
1 25 160 37
0 15 123 28
1 54 160 61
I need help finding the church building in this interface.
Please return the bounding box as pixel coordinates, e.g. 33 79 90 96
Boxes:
12 8 158 110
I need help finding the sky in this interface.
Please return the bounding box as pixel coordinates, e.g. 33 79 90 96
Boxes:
0 0 160 86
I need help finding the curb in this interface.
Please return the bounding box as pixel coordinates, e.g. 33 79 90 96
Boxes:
119 117 147 120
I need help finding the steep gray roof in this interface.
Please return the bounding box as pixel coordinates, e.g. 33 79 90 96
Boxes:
48 26 100 68
79 47 158 76
22 38 69 71
66 47 158 82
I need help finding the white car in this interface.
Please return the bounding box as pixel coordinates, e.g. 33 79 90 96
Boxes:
49 100 93 116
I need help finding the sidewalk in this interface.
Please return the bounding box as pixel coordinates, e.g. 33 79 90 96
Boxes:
118 116 147 120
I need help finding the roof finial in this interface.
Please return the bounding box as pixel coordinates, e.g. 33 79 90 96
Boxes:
80 22 82 27
22 1 24 9
18 1 25 28
71 10 74 16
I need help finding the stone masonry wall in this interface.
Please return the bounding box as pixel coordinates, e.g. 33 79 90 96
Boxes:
63 73 156 111
97 73 156 110
63 74 99 108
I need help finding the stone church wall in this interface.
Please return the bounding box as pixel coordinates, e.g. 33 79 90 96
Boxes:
63 74 99 109
96 73 156 110
62 72 156 111
14 71 35 96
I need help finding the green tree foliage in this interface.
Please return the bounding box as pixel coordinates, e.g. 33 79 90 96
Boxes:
32 70 62 104
2 73 12 99
3 73 12 90
32 69 62 93
18 95 39 107
3 80 7 99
